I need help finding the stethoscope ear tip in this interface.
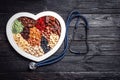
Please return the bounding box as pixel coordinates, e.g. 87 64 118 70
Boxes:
29 62 37 70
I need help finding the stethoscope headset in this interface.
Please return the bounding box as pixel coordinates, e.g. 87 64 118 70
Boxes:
29 10 89 70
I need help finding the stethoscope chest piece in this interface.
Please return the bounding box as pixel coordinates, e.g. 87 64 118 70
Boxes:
29 62 37 70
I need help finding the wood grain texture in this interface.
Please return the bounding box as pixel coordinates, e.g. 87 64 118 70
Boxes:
0 0 120 14
0 0 120 80
0 72 120 80
0 55 120 73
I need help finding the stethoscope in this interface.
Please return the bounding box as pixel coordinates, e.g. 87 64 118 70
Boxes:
29 10 89 70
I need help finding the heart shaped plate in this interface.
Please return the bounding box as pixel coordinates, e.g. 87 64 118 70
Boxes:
6 11 66 62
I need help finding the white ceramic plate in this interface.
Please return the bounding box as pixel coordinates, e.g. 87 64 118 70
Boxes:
6 11 66 62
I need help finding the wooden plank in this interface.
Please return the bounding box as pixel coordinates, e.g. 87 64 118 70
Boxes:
0 56 120 72
47 0 120 10
69 14 120 27
0 0 120 14
76 2 120 9
68 41 120 51
0 0 47 13
0 72 120 80
75 0 120 3
68 27 120 40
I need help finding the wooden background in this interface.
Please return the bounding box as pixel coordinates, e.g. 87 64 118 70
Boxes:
0 0 120 80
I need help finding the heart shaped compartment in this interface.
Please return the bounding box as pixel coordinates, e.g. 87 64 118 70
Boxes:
6 11 66 62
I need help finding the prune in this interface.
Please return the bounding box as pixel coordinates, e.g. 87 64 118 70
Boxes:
41 36 51 53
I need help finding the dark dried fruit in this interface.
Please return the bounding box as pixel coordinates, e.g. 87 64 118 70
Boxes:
21 27 30 40
18 17 36 28
41 36 51 53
